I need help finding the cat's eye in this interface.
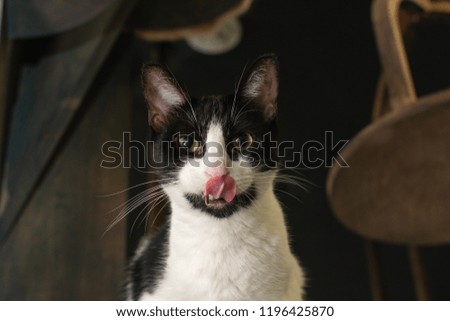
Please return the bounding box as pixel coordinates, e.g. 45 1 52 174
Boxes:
231 133 253 152
177 134 201 153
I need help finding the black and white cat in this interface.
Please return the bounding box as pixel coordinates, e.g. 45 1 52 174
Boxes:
125 54 305 300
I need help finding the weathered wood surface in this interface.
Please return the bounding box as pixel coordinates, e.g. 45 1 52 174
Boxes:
0 39 132 299
0 0 136 244
0 0 15 190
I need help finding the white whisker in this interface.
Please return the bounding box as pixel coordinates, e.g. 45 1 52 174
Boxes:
231 62 249 119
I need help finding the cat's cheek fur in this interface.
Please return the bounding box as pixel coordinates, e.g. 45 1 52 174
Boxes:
177 161 206 195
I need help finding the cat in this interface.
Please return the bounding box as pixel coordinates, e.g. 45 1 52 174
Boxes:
124 54 305 300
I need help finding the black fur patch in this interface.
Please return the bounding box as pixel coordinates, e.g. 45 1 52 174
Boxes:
127 223 169 299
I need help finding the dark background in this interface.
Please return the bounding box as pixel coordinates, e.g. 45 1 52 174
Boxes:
1 0 449 300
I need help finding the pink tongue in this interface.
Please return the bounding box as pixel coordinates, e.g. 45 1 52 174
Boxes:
204 175 237 203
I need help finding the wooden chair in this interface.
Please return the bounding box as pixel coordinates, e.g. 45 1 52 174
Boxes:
327 0 450 299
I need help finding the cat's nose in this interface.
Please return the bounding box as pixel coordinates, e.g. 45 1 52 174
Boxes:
204 166 229 178
203 138 230 177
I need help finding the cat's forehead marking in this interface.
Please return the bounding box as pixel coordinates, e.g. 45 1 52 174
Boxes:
206 122 225 144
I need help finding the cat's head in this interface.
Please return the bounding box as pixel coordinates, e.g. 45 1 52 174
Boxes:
142 55 280 218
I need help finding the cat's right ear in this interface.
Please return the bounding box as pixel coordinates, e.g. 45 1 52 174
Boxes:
142 64 186 132
239 54 279 122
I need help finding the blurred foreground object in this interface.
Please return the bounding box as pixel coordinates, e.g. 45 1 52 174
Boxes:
327 0 450 299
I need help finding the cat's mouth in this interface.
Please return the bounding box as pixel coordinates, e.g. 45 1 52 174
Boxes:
184 183 257 218
204 194 228 208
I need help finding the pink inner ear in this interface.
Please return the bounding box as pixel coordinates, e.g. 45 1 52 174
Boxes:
256 64 278 108
143 65 186 131
264 103 277 120
149 112 164 131
242 58 278 120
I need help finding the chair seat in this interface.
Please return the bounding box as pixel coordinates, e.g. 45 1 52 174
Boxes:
327 89 450 245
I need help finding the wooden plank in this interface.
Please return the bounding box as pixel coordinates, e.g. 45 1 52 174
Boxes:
0 0 12 188
0 39 132 299
0 0 3 38
0 0 136 244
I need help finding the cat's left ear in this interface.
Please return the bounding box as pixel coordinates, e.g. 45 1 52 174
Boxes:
142 64 187 132
239 54 279 121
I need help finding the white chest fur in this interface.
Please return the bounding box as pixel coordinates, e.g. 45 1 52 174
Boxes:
139 188 305 301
